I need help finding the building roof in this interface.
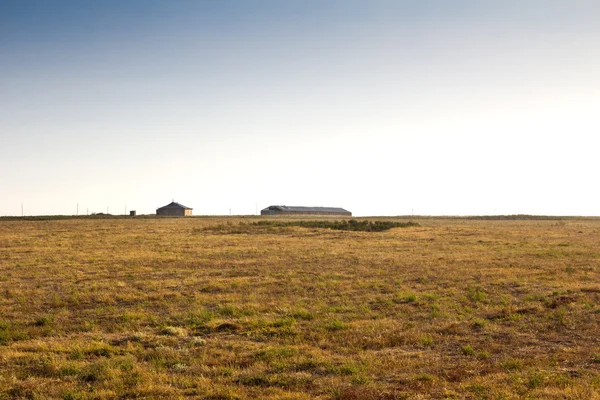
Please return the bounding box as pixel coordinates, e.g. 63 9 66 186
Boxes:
262 205 350 213
157 201 193 210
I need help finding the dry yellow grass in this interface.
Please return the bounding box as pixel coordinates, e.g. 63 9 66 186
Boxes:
1 216 600 399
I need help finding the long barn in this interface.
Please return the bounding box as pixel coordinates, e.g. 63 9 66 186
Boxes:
261 205 351 216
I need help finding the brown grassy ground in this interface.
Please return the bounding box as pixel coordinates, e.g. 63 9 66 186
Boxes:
1 216 600 399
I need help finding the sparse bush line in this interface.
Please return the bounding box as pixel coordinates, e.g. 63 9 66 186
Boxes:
202 219 419 233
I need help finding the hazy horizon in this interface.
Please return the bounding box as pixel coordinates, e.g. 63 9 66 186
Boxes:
2 1 599 217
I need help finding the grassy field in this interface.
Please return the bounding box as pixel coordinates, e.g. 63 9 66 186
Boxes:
1 216 600 399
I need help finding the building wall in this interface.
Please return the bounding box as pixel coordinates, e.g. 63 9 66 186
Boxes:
261 210 351 216
157 208 188 216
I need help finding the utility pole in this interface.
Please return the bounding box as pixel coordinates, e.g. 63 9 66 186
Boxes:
21 203 23 217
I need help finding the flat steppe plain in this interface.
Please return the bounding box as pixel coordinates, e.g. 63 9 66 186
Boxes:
1 216 600 399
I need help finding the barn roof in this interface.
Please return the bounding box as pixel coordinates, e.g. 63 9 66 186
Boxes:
157 201 193 210
263 205 350 213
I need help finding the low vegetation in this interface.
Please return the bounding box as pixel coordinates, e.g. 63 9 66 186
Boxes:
253 219 419 231
1 216 599 399
202 219 419 234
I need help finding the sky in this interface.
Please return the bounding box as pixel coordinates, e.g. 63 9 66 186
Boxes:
1 0 599 216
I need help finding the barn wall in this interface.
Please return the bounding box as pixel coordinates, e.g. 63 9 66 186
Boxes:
157 208 186 216
261 210 351 216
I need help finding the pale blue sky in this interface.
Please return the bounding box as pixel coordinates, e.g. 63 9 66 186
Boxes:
1 1 599 216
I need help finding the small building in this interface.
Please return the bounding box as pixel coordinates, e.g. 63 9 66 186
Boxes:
129 210 136 216
156 201 193 217
261 205 351 216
